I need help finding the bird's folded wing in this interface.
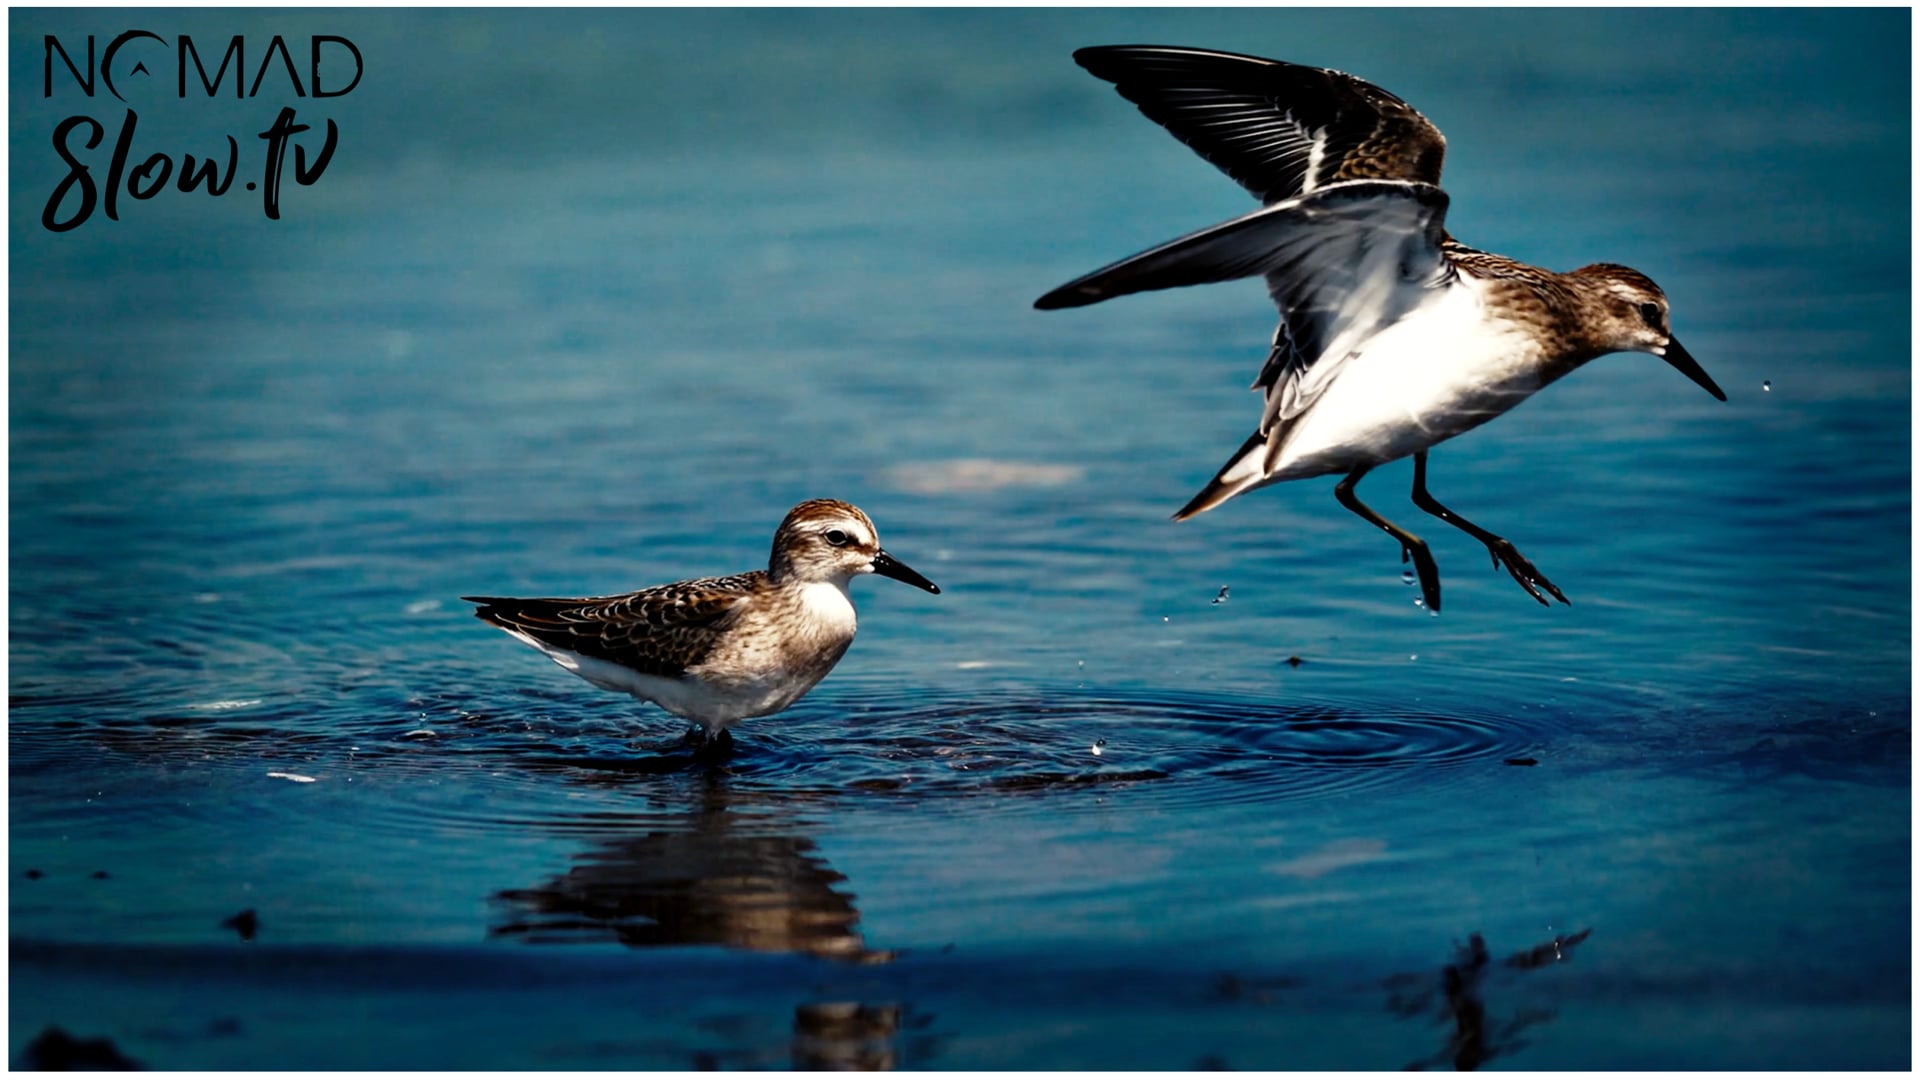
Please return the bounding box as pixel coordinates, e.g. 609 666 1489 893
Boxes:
1070 45 1447 204
463 574 757 678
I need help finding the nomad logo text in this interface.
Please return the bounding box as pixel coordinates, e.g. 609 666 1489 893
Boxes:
40 32 361 233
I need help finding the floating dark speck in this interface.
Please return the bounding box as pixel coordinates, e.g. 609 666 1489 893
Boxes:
1504 757 1538 767
1285 655 1304 668
91 870 111 880
25 868 44 880
221 908 259 942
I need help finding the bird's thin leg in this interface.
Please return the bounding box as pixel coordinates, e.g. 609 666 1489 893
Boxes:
1409 451 1569 607
691 727 735 763
1335 467 1442 613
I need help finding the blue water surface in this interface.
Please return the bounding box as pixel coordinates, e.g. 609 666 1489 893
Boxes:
9 8 1910 1070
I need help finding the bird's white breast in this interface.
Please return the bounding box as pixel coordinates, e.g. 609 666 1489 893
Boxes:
1272 280 1548 477
795 580 859 638
676 580 858 726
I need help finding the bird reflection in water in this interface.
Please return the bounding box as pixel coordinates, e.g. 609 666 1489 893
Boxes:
791 1003 917 1071
1385 927 1592 1070
491 782 889 962
491 778 932 1068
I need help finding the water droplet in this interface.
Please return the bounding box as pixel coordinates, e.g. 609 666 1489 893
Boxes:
1402 570 1416 585
1413 597 1425 608
1162 616 1170 623
1212 586 1230 604
1762 380 1772 392
1409 653 1419 661
1090 739 1106 757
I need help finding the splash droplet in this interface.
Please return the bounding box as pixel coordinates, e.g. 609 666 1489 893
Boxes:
1762 380 1772 392
1090 738 1107 757
1402 570 1416 585
1413 597 1425 608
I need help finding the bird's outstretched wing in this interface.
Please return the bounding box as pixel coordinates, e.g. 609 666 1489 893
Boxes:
1071 45 1447 204
464 573 760 679
1037 179 1454 432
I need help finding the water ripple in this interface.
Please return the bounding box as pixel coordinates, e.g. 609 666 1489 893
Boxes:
13 685 1558 836
725 689 1555 810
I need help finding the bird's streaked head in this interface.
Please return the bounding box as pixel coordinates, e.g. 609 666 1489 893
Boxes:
1576 263 1726 402
769 499 940 594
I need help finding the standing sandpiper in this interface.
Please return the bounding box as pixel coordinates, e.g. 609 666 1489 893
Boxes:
1035 46 1726 612
464 499 939 752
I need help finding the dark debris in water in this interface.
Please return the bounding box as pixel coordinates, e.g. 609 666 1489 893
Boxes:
847 777 907 791
1285 655 1304 668
1503 757 1538 767
19 1026 144 1070
221 908 259 942
132 1017 244 1047
1208 971 1306 1005
25 868 44 880
985 769 1169 792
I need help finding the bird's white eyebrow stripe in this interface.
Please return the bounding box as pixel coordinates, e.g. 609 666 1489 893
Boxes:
815 520 874 545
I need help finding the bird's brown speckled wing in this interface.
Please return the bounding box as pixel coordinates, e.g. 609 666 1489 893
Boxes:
1071 45 1446 204
463 573 762 679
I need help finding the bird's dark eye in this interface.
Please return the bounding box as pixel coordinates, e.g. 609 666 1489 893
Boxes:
1638 302 1664 330
824 529 849 547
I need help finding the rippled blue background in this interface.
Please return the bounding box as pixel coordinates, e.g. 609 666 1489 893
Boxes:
10 8 1910 1069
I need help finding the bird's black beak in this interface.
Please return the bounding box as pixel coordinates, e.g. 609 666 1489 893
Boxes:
871 549 940 594
1661 336 1726 401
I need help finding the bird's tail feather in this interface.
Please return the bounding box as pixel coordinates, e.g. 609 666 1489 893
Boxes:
1172 430 1272 521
